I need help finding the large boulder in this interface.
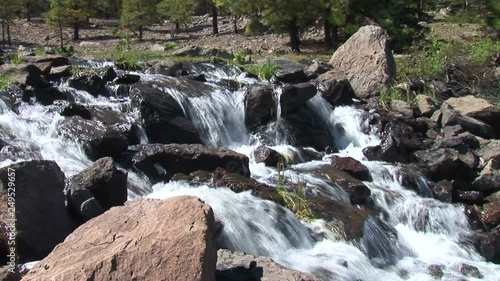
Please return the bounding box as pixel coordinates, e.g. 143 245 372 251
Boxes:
58 116 129 160
244 85 275 131
216 249 319 281
67 74 107 97
280 83 317 115
22 196 217 281
131 144 250 183
130 83 202 144
411 148 461 181
314 167 371 205
316 76 356 106
328 25 396 98
472 160 500 193
0 161 74 263
266 57 308 83
67 157 128 223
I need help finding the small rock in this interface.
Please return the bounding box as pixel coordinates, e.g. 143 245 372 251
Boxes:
458 263 483 278
330 156 372 181
253 146 285 168
416 94 437 117
115 73 140 84
391 99 414 118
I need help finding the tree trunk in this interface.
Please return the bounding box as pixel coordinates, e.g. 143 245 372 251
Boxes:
139 25 143 41
331 24 338 48
288 18 300 53
7 23 11 46
58 21 64 50
323 11 333 48
73 23 79 41
175 22 180 34
212 3 218 35
233 16 238 33
2 19 5 48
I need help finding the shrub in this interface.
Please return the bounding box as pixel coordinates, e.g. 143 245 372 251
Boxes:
245 62 279 81
244 18 267 36
232 50 246 65
164 42 177 50
468 39 500 64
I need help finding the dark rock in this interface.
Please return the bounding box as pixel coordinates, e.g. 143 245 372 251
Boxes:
131 144 250 183
115 73 140 84
363 136 399 163
443 125 465 137
395 167 433 197
316 78 355 106
253 146 285 168
433 135 480 150
427 264 444 278
47 65 72 80
58 117 129 160
478 140 500 163
60 103 91 119
66 187 104 223
0 265 21 281
0 161 74 262
390 100 414 118
171 173 190 181
68 74 107 97
469 232 500 263
429 180 454 203
185 74 207 82
411 148 460 181
280 83 317 115
415 94 437 117
281 106 333 150
456 190 484 204
472 160 500 193
445 95 500 136
130 83 201 144
33 87 67 106
102 66 117 82
218 79 241 91
458 263 483 278
330 156 371 181
314 167 371 205
244 85 275 131
69 157 128 210
481 202 500 228
267 57 308 83
89 107 140 145
214 173 283 204
146 61 193 77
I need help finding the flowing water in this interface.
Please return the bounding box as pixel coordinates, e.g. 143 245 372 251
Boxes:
0 63 498 280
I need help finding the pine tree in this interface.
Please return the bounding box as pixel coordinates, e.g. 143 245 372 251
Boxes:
0 0 16 46
157 0 196 34
45 0 66 49
120 0 157 41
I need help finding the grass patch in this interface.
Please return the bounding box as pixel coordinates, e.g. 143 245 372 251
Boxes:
245 61 279 81
0 75 12 90
468 39 500 64
33 47 46 56
6 53 24 64
276 160 315 222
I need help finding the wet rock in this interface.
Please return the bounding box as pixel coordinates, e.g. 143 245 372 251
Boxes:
58 116 129 160
68 74 107 97
458 263 483 278
216 249 319 281
328 25 395 98
456 190 484 205
316 76 355 106
427 264 444 278
390 100 414 118
0 161 74 263
22 197 217 281
131 143 250 183
68 157 127 210
172 173 190 181
429 180 454 203
253 146 285 168
314 167 371 205
267 57 308 83
411 148 460 181
472 159 500 193
481 202 500 228
394 167 433 197
281 106 333 150
330 156 372 181
60 103 91 119
440 103 495 139
102 66 117 81
130 83 201 144
89 107 140 145
214 173 283 204
416 94 437 117
469 232 500 263
189 170 214 183
65 187 104 223
280 83 317 115
115 73 140 84
32 86 67 106
244 85 275 131
363 136 399 163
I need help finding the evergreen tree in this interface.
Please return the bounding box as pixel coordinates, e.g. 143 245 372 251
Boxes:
0 0 16 46
44 0 66 49
157 0 196 34
120 0 157 40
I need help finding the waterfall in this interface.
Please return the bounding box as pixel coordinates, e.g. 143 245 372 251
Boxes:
1 62 499 281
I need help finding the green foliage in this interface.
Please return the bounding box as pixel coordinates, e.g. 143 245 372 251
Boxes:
6 53 24 64
468 39 500 64
396 32 457 81
120 0 158 39
33 47 46 56
164 42 177 50
0 75 11 90
232 50 246 65
244 18 267 36
157 0 196 28
276 160 315 222
245 62 279 81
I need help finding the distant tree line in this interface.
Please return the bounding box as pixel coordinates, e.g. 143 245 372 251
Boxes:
0 0 497 52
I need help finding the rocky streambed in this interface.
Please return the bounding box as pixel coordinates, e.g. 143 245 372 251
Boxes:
0 25 499 281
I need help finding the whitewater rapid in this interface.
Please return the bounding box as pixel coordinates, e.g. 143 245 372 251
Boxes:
0 63 498 280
